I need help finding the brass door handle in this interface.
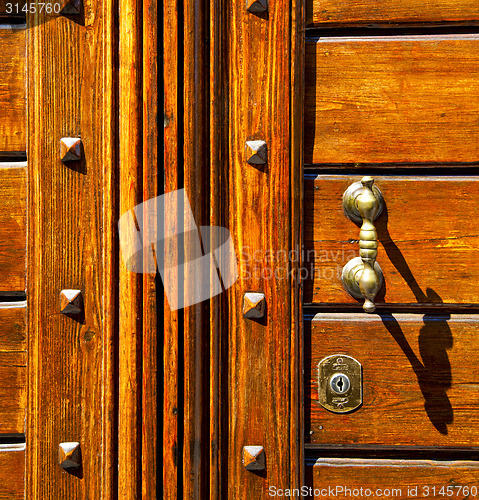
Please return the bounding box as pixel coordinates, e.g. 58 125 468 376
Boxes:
342 176 384 313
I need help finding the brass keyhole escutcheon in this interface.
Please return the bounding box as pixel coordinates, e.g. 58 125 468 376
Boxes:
318 354 362 414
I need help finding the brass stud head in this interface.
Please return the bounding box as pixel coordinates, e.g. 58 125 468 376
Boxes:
246 0 268 13
58 442 81 469
59 0 81 14
243 292 266 319
245 140 267 165
242 446 265 471
60 289 83 315
60 137 82 162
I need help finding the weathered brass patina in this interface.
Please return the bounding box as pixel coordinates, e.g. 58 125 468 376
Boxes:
342 176 384 313
318 354 362 414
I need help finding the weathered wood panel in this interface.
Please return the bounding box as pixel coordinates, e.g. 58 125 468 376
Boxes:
305 36 479 164
0 446 25 500
0 27 25 154
227 0 303 492
308 458 479 500
0 303 26 435
26 2 115 498
304 175 479 305
307 0 479 27
307 314 479 447
0 164 26 293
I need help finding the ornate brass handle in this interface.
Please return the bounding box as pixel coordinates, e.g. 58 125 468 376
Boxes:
342 176 384 313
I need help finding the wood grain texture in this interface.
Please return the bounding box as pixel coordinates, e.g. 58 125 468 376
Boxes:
306 314 479 447
141 0 158 496
209 0 227 495
163 0 180 496
0 27 25 154
308 458 479 500
305 36 479 165
0 446 25 500
183 0 208 495
304 175 479 305
26 1 115 497
118 0 143 494
0 303 26 434
227 0 302 495
0 164 26 293
307 0 479 27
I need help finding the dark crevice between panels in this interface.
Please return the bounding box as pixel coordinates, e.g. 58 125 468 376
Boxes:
305 445 479 462
306 24 479 39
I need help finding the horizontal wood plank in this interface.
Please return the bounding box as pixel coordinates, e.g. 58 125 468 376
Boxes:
305 36 479 164
0 303 26 434
306 314 479 447
0 165 26 293
308 458 479 500
304 175 479 305
0 446 24 500
307 0 479 27
0 27 25 154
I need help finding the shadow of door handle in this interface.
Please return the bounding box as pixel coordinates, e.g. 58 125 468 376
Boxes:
342 176 384 313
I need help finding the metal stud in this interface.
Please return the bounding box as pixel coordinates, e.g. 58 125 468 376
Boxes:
245 140 267 165
243 292 266 319
60 137 82 162
58 442 81 469
246 0 268 13
59 0 81 14
242 446 265 471
60 289 83 315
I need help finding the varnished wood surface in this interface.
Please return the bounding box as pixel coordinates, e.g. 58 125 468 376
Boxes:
0 303 26 434
227 0 302 494
0 446 24 500
163 0 180 496
141 0 158 496
304 175 479 305
306 314 479 447
305 36 479 164
307 0 479 27
0 164 26 293
0 27 25 154
118 0 143 495
26 2 115 498
308 458 479 500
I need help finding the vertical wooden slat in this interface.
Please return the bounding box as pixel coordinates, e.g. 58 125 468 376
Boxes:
291 0 305 488
118 0 143 494
209 0 228 496
142 0 158 495
163 0 180 496
183 0 208 496
227 0 303 497
26 0 115 497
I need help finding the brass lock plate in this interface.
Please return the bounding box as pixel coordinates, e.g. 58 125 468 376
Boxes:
318 354 362 414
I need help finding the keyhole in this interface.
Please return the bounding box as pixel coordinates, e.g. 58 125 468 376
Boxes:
330 373 351 394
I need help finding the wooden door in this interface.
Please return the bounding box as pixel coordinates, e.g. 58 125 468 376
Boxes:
303 2 479 498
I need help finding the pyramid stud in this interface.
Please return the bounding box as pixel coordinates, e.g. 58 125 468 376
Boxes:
60 289 83 315
60 137 82 162
59 0 81 14
246 0 268 13
243 292 266 319
59 442 81 469
245 140 267 165
243 446 265 471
